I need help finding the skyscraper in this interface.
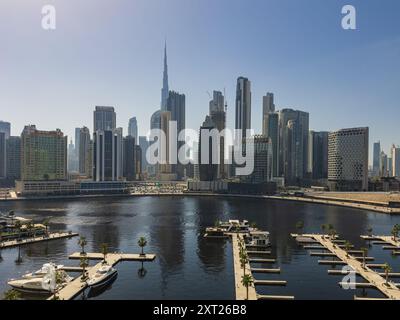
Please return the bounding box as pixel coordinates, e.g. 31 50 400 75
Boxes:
78 127 92 177
263 112 279 177
0 121 10 179
278 109 309 183
123 136 138 181
209 91 227 179
262 93 275 123
372 141 381 177
380 151 388 177
241 135 273 184
6 136 21 182
93 106 116 132
0 132 6 179
67 140 78 172
139 136 149 173
167 90 185 178
235 77 251 140
128 117 138 144
93 128 123 181
308 131 329 180
199 116 218 181
328 127 369 191
21 125 67 181
161 42 169 110
391 145 400 177
0 121 10 139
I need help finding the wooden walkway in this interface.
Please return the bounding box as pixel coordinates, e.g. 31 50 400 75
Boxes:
293 234 400 300
0 232 78 249
361 235 400 248
231 234 257 300
49 252 156 300
230 233 294 300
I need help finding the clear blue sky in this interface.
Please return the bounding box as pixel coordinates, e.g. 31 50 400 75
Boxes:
1 0 399 161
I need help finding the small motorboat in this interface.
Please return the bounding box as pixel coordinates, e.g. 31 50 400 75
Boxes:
22 263 64 279
87 265 117 289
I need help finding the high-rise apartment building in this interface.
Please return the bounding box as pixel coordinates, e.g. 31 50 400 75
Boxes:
328 127 369 191
391 145 400 177
21 125 67 181
278 109 309 183
93 128 123 181
198 116 218 181
241 135 273 184
0 132 6 179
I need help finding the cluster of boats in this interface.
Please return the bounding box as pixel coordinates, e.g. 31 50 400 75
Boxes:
204 219 270 247
7 262 118 297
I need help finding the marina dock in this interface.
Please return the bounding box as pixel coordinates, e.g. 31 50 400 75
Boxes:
292 233 400 300
0 232 78 249
49 252 156 300
231 234 258 300
230 233 294 300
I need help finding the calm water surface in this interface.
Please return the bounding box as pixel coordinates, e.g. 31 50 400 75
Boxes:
1 196 400 300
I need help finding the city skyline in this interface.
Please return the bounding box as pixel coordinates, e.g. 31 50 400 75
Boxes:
1 0 400 162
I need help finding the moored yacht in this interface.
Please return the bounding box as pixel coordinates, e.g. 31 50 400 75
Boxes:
8 270 72 294
87 265 118 289
245 230 270 247
22 263 64 279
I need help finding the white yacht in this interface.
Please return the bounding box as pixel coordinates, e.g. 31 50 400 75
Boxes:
22 263 64 279
245 230 270 247
8 270 72 294
87 265 117 289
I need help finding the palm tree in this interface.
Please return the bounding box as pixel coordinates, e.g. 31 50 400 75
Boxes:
8 210 15 224
101 243 108 264
383 263 392 286
329 228 337 240
3 289 21 300
361 247 368 268
240 251 249 277
241 274 253 300
52 270 65 300
250 222 257 229
214 220 221 228
14 220 22 239
344 241 352 257
78 236 87 255
321 224 327 238
80 257 89 281
296 221 304 235
392 224 400 242
367 227 373 237
138 236 147 256
43 218 50 236
26 221 34 238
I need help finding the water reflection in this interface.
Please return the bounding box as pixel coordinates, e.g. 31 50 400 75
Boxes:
0 196 399 300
